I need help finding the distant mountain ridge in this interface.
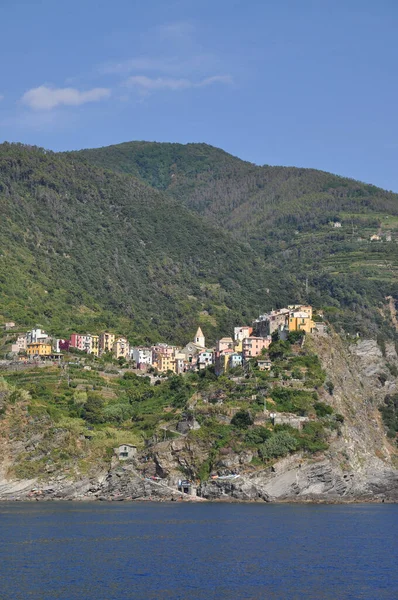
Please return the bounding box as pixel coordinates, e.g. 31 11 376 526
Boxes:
0 142 291 343
73 141 398 339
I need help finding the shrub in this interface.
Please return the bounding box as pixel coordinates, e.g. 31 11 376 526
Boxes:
325 381 334 395
259 431 298 460
296 422 328 453
269 340 291 360
387 363 398 377
231 410 253 429
314 401 333 417
287 330 305 344
244 426 271 445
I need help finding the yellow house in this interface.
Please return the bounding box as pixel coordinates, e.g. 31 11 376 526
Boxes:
216 350 234 374
99 332 115 354
234 339 243 353
27 342 52 357
90 335 99 357
113 337 130 360
288 311 314 333
158 354 176 373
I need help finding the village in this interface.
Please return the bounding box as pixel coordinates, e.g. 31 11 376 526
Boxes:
4 304 326 376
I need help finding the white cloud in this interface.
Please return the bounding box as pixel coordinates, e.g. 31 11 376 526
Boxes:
198 75 233 87
125 74 233 93
0 94 4 101
21 85 111 110
126 76 192 91
101 57 177 75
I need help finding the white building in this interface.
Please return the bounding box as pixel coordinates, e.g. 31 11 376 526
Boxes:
26 328 49 344
114 444 137 460
11 334 28 354
131 347 153 369
197 350 213 370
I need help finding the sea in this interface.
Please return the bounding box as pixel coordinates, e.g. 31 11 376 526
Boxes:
0 502 397 600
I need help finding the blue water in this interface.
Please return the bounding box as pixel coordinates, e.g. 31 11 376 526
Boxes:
0 502 397 599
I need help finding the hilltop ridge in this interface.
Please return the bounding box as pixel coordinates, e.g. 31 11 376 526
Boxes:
74 140 398 339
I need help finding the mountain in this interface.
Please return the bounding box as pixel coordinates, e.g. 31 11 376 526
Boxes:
1 141 397 503
75 141 398 338
0 142 290 343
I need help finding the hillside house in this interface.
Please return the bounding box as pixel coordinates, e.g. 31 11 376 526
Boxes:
131 347 152 369
254 309 290 337
27 342 52 357
70 333 91 352
215 348 234 375
99 332 115 354
26 328 48 344
158 353 176 373
4 322 15 330
152 344 177 369
216 337 234 353
257 357 272 371
234 326 253 341
242 336 271 359
11 335 27 354
90 335 99 356
174 352 186 374
114 444 137 460
113 337 130 360
288 311 314 333
197 350 213 370
229 353 243 369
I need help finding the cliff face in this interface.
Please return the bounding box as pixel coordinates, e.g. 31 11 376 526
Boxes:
0 334 397 503
198 334 398 501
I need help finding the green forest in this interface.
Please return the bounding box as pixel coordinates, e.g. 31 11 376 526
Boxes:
1 140 398 342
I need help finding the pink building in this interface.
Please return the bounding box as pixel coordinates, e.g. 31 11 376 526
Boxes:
242 336 272 359
216 337 234 353
69 334 91 352
69 333 80 349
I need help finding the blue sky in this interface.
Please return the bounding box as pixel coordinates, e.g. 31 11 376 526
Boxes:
1 0 398 190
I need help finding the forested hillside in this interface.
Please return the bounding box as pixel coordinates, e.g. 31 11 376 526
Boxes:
0 143 291 343
1 140 398 341
75 141 398 337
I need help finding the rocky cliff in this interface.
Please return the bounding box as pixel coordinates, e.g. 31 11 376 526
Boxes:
0 333 397 503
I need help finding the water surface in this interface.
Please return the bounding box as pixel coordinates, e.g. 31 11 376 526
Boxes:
0 502 397 599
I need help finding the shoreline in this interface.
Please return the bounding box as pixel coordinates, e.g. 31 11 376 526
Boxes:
0 495 396 505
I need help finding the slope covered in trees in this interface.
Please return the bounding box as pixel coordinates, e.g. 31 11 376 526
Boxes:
75 141 398 337
0 143 291 343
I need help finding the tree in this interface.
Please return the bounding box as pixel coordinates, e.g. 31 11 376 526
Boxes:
259 431 298 460
269 340 291 360
231 409 253 429
82 393 105 424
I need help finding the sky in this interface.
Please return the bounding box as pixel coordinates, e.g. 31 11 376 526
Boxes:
1 0 398 190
